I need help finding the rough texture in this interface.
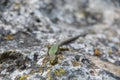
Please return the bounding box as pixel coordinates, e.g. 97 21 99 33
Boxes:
0 0 120 80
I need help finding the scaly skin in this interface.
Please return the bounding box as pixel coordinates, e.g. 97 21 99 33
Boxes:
48 33 88 65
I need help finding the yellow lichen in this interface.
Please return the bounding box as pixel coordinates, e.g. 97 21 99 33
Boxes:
53 68 66 77
59 68 66 74
54 69 60 76
4 34 14 40
47 69 51 74
19 75 28 80
109 48 113 54
47 75 53 80
94 49 100 56
14 3 21 10
72 60 80 66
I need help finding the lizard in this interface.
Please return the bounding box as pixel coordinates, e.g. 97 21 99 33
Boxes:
48 33 88 65
39 33 88 74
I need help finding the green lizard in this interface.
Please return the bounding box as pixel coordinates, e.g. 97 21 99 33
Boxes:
48 33 88 65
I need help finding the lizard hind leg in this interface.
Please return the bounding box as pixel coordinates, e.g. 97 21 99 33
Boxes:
59 47 69 51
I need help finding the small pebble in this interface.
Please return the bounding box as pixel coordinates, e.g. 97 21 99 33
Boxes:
75 55 81 61
115 61 120 66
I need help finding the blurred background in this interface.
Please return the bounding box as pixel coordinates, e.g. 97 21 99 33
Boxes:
0 0 120 80
0 0 120 33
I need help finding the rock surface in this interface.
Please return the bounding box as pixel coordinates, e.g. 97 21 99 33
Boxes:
0 0 120 80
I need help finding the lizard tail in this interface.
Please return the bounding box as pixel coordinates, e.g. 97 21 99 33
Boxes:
59 32 88 46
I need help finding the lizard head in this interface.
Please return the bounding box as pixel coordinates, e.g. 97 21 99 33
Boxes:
48 44 59 65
